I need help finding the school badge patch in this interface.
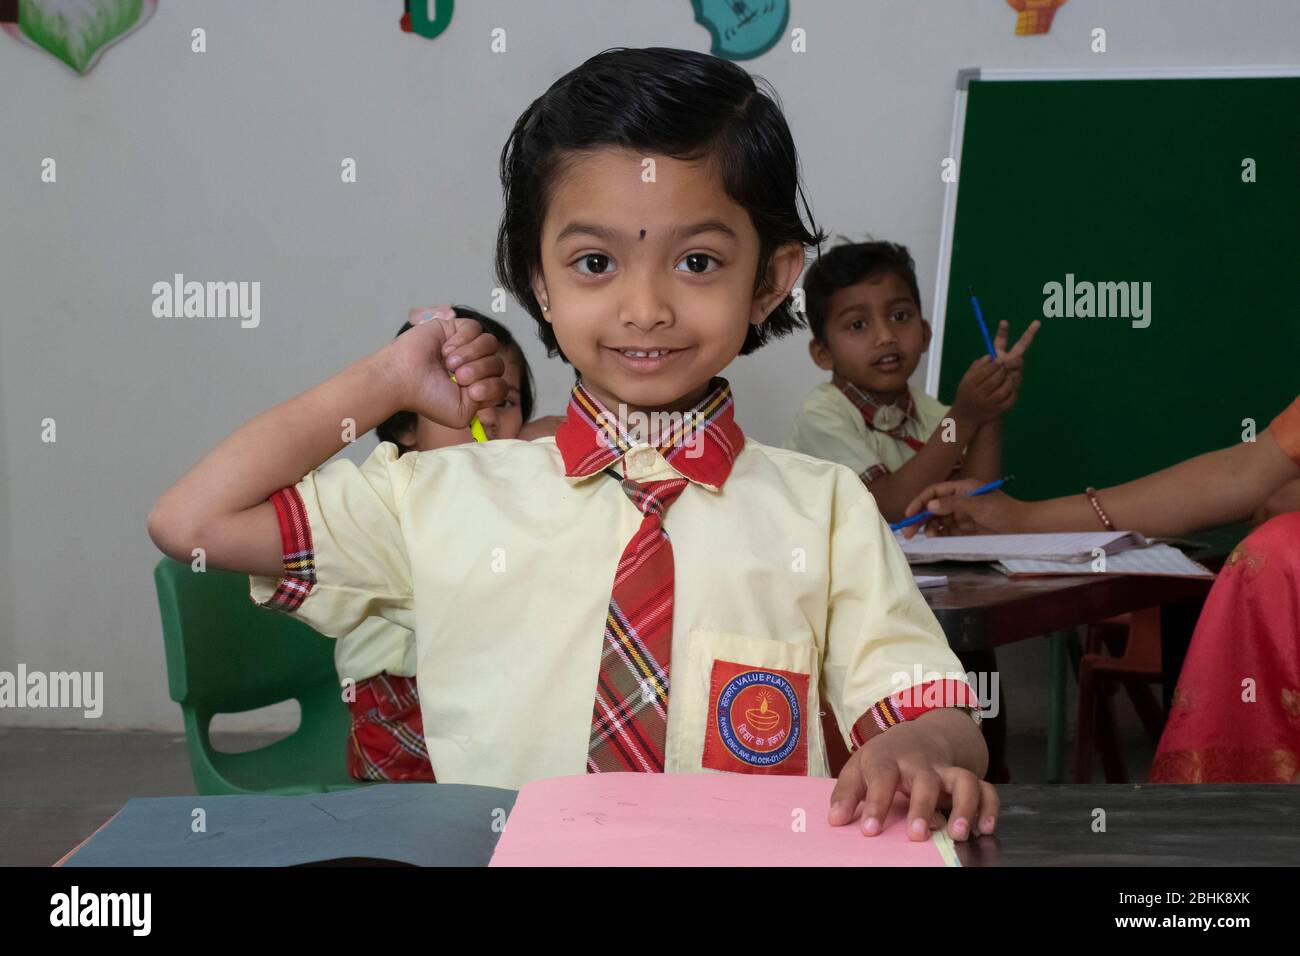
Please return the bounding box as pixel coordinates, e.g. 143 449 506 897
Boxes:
702 660 808 775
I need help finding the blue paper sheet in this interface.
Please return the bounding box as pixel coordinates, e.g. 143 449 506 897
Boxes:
64 783 516 867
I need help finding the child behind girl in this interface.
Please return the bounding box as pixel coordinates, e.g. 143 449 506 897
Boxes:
342 304 535 781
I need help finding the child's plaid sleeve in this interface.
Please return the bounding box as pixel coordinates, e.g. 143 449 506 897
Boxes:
249 442 416 640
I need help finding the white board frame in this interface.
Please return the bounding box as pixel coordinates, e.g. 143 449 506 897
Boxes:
924 65 1300 396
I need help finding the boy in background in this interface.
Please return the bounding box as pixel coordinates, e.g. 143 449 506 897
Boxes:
784 240 1038 524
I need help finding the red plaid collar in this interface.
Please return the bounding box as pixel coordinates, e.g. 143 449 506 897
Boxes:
555 376 744 490
831 373 921 437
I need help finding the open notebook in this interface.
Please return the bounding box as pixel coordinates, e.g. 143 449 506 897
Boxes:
895 531 1213 579
897 531 1150 564
997 544 1213 579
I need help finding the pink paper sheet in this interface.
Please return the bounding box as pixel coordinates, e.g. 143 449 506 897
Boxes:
489 773 955 867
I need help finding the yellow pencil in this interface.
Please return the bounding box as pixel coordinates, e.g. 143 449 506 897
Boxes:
448 372 488 443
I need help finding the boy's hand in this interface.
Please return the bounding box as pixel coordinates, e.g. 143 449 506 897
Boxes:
828 709 998 843
991 318 1040 372
385 306 507 429
951 356 1014 424
990 318 1041 411
900 479 1028 538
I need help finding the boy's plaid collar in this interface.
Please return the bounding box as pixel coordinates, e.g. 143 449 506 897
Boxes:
555 376 744 489
832 373 919 434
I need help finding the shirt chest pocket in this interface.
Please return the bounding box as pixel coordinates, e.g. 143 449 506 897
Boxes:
673 628 824 777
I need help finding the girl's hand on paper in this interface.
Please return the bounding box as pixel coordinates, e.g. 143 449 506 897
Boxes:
901 479 1025 538
384 306 507 430
828 709 998 843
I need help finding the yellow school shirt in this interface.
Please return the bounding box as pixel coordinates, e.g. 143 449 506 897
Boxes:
332 614 417 685
784 382 951 482
250 421 971 791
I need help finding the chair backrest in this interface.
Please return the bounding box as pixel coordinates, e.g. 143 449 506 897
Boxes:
154 557 339 714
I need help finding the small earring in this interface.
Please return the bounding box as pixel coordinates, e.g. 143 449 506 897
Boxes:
542 304 550 312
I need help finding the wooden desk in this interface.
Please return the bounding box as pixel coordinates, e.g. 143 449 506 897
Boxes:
922 564 1213 654
919 562 1218 784
47 784 1300 868
955 783 1300 866
919 524 1245 653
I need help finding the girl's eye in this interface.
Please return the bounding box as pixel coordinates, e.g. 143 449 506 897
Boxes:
675 253 718 275
498 398 517 409
891 310 911 323
575 253 614 275
848 319 865 331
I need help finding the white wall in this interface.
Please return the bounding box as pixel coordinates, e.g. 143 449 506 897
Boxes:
3 0 1298 729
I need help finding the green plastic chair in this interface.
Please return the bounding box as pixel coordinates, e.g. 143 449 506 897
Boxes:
154 557 364 795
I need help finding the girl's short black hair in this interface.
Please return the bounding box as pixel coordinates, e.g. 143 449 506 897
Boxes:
494 46 826 363
803 239 923 344
376 305 535 454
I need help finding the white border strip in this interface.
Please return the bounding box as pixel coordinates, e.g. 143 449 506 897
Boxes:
925 64 1300 396
976 65 1300 82
924 80 969 395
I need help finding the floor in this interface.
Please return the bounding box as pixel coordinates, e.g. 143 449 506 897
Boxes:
0 727 1159 866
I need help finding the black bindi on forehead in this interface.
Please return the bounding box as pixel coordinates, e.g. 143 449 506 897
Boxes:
639 229 646 240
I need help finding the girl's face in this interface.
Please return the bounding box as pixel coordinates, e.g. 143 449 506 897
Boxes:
531 148 802 416
397 353 526 450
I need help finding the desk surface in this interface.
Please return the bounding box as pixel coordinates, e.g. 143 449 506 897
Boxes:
922 564 1212 650
955 784 1300 866
38 783 1300 867
917 526 1245 651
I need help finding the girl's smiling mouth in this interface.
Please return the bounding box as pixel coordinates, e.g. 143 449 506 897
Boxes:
605 345 690 372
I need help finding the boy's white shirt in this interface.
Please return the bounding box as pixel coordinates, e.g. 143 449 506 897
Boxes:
250 436 970 791
783 382 951 478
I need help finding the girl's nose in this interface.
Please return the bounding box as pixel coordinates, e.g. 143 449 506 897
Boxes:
623 275 673 331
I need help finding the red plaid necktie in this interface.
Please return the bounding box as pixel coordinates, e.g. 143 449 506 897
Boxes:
587 475 687 772
554 377 745 774
833 374 926 452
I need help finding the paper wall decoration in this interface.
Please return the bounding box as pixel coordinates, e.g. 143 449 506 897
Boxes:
691 0 788 61
1005 0 1067 36
400 0 453 40
2 0 156 75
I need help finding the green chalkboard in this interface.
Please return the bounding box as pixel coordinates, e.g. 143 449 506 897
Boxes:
936 75 1299 502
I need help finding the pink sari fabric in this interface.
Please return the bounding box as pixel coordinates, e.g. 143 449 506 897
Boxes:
1151 512 1300 783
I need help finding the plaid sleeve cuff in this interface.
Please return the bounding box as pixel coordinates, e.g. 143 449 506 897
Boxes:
848 679 981 749
859 463 890 485
250 486 317 613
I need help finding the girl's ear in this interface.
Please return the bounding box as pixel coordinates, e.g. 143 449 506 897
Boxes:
530 270 552 324
921 318 933 351
751 241 807 325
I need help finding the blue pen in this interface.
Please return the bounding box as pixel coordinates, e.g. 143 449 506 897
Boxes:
968 286 998 360
890 475 1014 532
